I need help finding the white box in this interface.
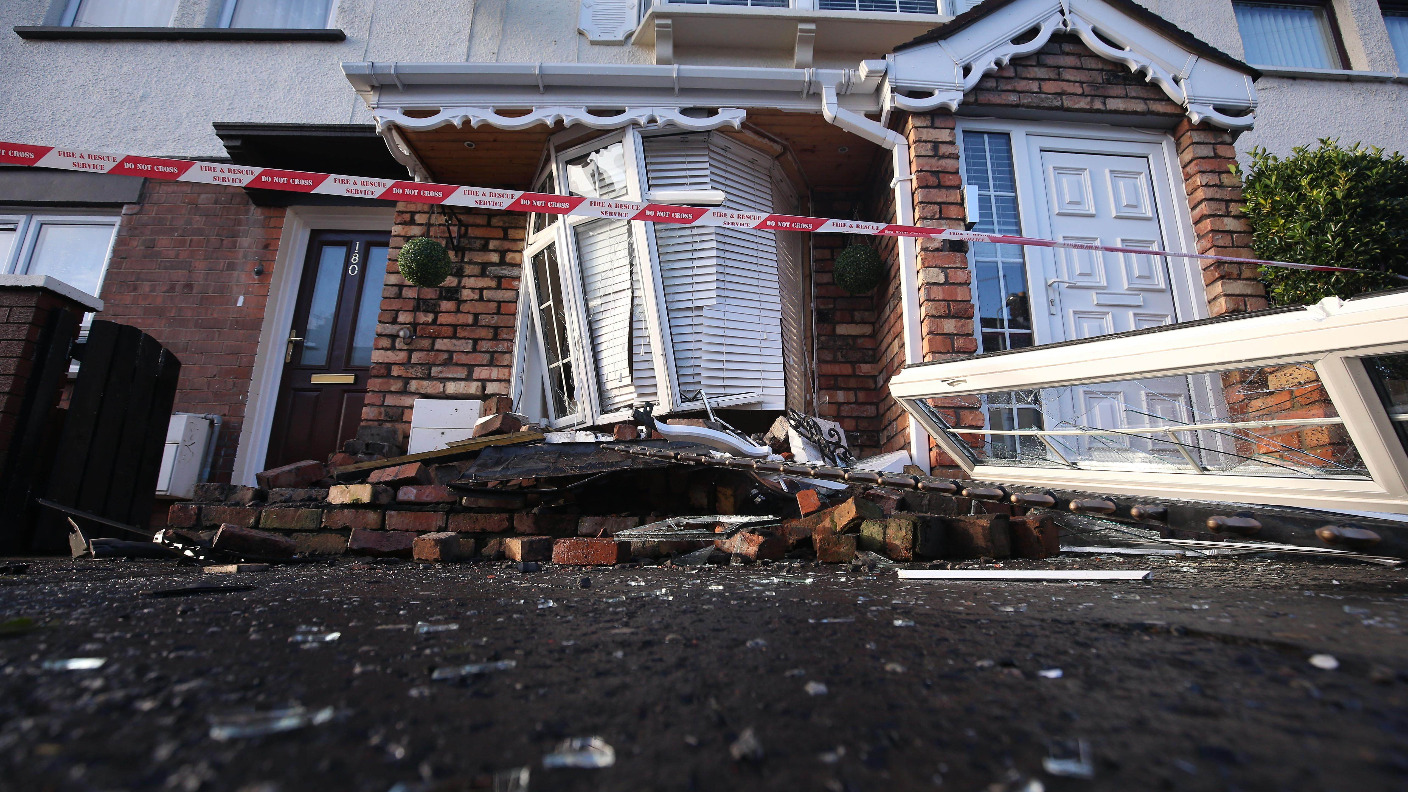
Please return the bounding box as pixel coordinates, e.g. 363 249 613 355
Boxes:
157 414 214 499
408 398 484 454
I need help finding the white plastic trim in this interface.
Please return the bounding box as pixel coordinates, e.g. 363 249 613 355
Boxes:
373 106 747 133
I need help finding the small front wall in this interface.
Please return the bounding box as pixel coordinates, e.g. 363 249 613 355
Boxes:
875 34 1269 472
358 203 524 443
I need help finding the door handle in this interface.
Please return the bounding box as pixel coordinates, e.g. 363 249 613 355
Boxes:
285 334 304 363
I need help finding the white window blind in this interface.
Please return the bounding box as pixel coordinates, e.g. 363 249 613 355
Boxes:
1233 2 1342 69
64 0 177 26
1386 8 1408 72
643 133 786 410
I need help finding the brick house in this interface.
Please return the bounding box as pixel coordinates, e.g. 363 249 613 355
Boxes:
5 0 1401 490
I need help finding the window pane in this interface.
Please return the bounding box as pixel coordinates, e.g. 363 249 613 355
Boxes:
532 245 577 418
226 0 333 28
817 1 939 11
70 0 177 26
301 244 346 367
24 222 116 298
1233 2 1340 69
350 245 388 367
1386 11 1408 72
0 221 18 270
564 141 630 200
962 131 1033 354
1363 352 1408 454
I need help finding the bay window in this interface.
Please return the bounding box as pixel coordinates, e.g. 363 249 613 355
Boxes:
515 129 803 427
1232 1 1345 69
61 0 178 26
218 0 334 28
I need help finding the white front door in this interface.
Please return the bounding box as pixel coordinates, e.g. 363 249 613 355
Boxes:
1029 142 1201 465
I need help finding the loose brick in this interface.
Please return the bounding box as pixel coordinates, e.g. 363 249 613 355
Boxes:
858 519 887 553
481 395 514 414
883 514 920 561
348 529 414 557
385 510 447 532
479 537 507 559
473 412 522 437
258 507 323 532
944 514 1011 559
461 493 527 510
913 513 945 559
413 531 477 562
256 460 327 490
294 532 349 556
212 524 296 559
265 487 328 505
193 483 234 503
612 423 639 441
448 512 512 533
862 487 905 516
780 513 826 548
368 462 432 487
1009 514 1059 559
327 484 393 505
629 539 712 559
796 489 823 517
201 505 259 529
514 512 579 535
323 508 384 531
715 531 787 561
576 514 639 537
397 484 457 504
552 538 629 565
503 535 553 562
815 533 857 563
812 497 884 539
167 503 199 529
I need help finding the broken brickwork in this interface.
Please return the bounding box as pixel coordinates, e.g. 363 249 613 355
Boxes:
360 203 525 444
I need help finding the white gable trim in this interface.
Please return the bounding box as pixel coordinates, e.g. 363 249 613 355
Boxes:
886 0 1258 130
373 106 746 134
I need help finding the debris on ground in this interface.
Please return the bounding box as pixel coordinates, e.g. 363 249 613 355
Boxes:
542 737 616 769
207 706 335 741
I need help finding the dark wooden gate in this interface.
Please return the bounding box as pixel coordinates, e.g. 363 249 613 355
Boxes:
0 305 80 553
32 321 181 553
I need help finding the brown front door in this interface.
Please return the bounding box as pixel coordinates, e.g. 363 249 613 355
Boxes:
265 230 389 469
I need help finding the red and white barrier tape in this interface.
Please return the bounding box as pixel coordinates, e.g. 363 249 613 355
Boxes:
0 141 1360 275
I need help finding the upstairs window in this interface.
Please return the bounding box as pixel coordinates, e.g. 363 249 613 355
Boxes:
816 1 939 11
218 0 334 28
1386 4 1408 71
1233 1 1344 69
61 0 177 26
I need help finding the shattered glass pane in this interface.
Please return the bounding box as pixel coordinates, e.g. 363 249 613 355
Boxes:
1362 352 1408 454
917 362 1369 478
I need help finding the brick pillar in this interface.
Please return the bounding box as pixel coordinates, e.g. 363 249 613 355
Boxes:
1173 119 1269 316
361 204 524 443
0 279 94 466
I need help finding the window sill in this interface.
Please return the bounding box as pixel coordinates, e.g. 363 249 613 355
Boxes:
1254 65 1408 83
13 26 346 42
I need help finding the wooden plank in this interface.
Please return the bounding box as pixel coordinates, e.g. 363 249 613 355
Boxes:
73 323 142 534
896 569 1153 581
125 346 181 528
101 332 159 526
331 430 545 478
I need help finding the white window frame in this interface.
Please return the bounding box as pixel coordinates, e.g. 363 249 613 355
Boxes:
60 0 179 26
0 211 120 304
216 0 338 29
890 292 1408 514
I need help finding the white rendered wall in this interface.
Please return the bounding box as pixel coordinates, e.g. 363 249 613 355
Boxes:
0 0 648 160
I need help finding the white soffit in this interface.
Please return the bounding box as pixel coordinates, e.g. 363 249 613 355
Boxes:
885 0 1259 130
344 62 887 134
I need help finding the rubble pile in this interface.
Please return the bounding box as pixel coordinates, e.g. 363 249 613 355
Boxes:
156 399 1066 567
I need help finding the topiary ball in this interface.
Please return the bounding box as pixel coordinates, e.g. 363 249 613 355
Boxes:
833 244 884 294
397 237 453 288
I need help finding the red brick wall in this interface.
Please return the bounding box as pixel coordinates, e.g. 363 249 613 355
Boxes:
102 180 284 482
359 203 523 442
0 287 83 466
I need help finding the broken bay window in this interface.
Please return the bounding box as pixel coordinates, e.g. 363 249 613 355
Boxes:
513 128 803 427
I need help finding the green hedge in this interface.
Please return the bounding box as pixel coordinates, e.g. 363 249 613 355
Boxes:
1235 140 1408 305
